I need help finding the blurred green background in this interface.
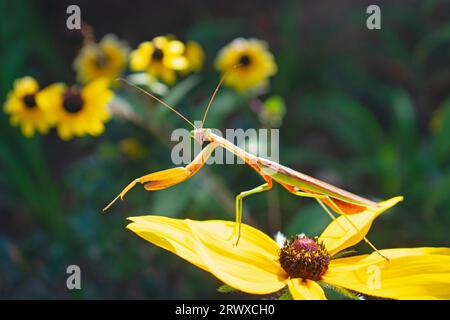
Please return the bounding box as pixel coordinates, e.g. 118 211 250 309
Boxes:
1 0 449 299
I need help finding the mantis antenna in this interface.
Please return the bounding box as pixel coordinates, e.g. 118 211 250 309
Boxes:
117 78 197 129
201 64 242 128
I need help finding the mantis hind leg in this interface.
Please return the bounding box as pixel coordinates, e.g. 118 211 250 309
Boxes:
318 196 389 261
231 179 273 246
281 186 345 230
281 184 388 261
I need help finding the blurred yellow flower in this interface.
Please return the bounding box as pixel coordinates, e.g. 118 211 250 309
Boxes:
128 196 450 300
215 38 277 92
129 36 188 85
3 76 55 138
36 78 113 140
183 41 205 73
119 138 144 159
74 34 129 85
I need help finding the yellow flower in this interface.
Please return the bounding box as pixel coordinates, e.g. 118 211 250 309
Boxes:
3 76 55 137
74 34 129 85
129 36 188 85
183 41 205 73
128 196 450 300
214 38 277 92
119 138 144 159
36 78 113 140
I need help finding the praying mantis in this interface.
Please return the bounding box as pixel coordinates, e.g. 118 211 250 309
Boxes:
104 76 390 260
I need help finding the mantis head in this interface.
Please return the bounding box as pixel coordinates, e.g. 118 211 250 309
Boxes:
190 128 212 144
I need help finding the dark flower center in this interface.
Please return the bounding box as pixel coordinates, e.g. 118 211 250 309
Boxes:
63 89 84 114
152 48 164 61
94 52 108 68
239 54 251 66
22 94 37 109
279 235 330 280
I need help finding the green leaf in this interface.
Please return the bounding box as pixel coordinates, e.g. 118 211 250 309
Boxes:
319 282 364 300
163 74 201 107
217 284 236 293
331 250 357 259
277 289 292 300
433 98 450 163
415 22 450 63
390 89 418 154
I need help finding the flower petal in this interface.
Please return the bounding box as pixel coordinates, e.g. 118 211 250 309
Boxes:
319 196 403 256
163 56 188 71
127 216 286 295
14 76 39 97
129 42 152 71
186 220 287 295
36 83 65 111
127 216 208 271
287 279 326 300
165 40 185 56
323 248 450 299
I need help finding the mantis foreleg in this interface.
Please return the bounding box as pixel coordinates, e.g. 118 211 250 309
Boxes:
103 141 220 211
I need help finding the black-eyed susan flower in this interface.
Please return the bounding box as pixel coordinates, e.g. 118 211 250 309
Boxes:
73 34 129 85
215 38 277 92
3 76 55 138
127 196 450 300
183 41 205 73
36 78 113 140
129 36 188 85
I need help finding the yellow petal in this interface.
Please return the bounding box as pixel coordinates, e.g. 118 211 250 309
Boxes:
186 220 287 294
36 83 65 111
184 41 204 72
130 42 152 71
153 36 168 48
163 56 188 71
21 121 35 138
127 216 287 295
82 78 110 98
319 196 403 256
159 68 176 85
165 40 185 56
4 95 21 113
127 216 208 272
323 247 450 299
14 76 39 97
287 279 327 300
57 124 73 140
